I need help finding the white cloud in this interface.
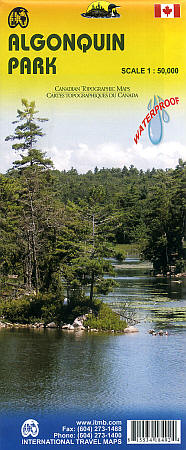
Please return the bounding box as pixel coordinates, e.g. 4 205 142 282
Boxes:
1 140 185 174
0 147 17 173
47 141 186 173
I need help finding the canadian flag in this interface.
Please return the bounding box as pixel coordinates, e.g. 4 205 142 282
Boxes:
154 4 180 17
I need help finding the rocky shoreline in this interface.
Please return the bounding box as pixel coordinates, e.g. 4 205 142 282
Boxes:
0 316 139 334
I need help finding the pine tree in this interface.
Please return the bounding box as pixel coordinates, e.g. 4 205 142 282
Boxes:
5 99 53 293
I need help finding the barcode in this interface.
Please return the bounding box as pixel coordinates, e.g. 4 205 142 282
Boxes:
127 420 181 444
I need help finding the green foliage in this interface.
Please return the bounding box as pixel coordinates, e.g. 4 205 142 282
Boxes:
175 259 185 274
5 99 49 160
62 291 92 324
41 304 59 324
139 162 186 274
95 278 118 295
114 243 139 257
85 301 127 332
1 99 185 326
114 250 126 262
0 292 65 325
0 297 32 324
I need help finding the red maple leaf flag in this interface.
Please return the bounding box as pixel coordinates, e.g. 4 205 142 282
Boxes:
154 4 180 17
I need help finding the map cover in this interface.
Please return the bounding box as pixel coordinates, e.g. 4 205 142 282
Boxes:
0 0 185 449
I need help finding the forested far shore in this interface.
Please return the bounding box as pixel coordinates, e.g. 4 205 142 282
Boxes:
0 100 185 327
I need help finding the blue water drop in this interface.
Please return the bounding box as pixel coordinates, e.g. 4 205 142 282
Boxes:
162 109 170 123
148 99 152 110
157 96 170 123
154 95 158 106
148 95 163 145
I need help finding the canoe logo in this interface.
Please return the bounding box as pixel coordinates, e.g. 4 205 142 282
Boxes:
21 419 39 438
81 1 120 18
8 7 29 28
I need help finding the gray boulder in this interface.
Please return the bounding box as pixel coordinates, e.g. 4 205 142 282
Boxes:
124 326 139 333
62 324 75 330
46 322 57 328
62 324 71 329
73 318 84 328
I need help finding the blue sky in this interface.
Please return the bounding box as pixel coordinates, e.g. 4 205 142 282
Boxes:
1 101 185 173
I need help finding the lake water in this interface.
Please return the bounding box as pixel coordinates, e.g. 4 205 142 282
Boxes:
0 258 186 414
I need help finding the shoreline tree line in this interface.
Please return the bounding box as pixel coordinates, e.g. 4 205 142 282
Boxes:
0 99 185 325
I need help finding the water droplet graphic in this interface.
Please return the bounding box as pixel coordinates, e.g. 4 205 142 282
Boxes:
154 95 158 106
162 109 170 123
157 96 170 123
148 99 152 110
148 95 163 145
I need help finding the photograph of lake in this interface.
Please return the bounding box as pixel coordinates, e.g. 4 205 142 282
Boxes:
0 0 186 447
1 258 186 414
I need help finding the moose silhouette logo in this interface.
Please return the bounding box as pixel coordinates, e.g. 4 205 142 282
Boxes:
8 7 29 28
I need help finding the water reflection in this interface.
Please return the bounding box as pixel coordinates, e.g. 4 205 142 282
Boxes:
0 260 186 414
104 261 186 330
0 327 186 413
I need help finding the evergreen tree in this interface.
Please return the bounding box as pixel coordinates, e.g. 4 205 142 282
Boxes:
140 165 186 274
5 99 53 293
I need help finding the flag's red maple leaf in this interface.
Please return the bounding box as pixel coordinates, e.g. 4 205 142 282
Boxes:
163 5 172 16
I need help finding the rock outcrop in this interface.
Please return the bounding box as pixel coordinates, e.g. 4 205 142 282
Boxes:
124 326 139 333
46 322 57 328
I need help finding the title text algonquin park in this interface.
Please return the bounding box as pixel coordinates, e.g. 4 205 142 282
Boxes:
8 33 125 74
0 99 185 330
